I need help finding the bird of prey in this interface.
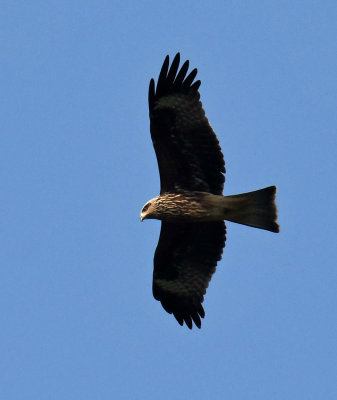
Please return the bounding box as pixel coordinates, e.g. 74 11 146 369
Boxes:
140 53 279 329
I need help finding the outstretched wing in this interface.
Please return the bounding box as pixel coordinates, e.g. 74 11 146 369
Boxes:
148 53 225 195
153 221 226 329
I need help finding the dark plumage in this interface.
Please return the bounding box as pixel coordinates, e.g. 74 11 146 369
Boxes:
141 53 279 329
153 221 225 329
148 54 225 195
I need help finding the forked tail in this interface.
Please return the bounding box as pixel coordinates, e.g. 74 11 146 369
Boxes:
223 186 279 232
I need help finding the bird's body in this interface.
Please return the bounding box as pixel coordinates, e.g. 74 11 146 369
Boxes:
141 192 225 222
141 53 279 329
141 187 278 228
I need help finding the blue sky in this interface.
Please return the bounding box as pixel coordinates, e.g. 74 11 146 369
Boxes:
1 1 336 399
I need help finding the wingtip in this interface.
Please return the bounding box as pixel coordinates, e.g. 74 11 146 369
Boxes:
150 53 199 103
190 79 201 91
182 67 198 89
172 307 204 329
148 78 155 109
185 316 193 329
198 304 205 318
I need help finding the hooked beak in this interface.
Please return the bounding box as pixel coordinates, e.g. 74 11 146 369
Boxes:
140 215 144 222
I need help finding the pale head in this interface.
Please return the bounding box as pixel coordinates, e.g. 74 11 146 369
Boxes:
140 197 159 221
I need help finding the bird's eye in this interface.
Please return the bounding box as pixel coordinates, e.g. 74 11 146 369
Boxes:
142 203 150 213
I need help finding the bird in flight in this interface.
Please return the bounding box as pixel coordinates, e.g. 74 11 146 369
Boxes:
140 53 279 329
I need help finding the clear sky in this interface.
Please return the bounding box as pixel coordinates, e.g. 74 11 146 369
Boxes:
1 1 336 399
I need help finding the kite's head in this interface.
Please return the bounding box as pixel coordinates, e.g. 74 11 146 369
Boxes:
140 198 158 221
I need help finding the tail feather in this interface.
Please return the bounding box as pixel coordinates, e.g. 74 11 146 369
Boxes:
223 186 279 233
